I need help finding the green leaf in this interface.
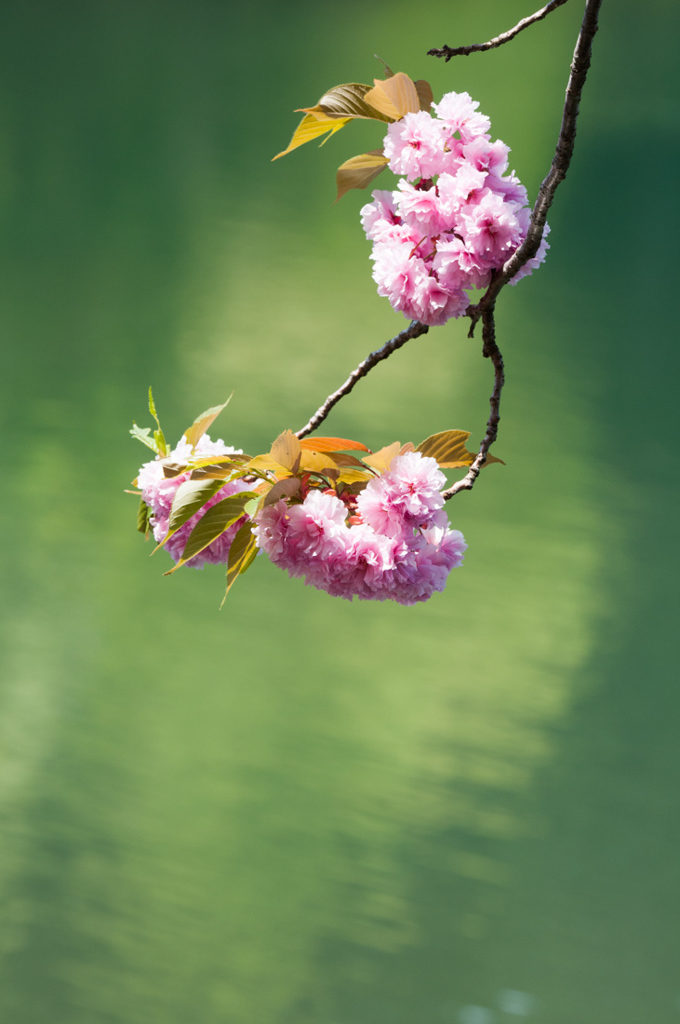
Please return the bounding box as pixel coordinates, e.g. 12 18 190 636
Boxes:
130 423 158 453
243 491 267 518
415 79 434 112
373 56 394 78
183 396 233 450
148 387 168 456
148 386 160 425
363 73 420 121
153 429 168 456
165 478 225 537
336 150 389 201
137 498 150 535
222 522 257 603
272 112 351 160
270 430 301 472
306 82 393 123
171 492 253 570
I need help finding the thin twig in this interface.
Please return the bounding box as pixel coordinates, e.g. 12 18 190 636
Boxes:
295 319 429 439
428 0 570 61
442 308 504 499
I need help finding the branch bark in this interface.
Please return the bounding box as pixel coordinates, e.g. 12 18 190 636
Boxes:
296 0 602 502
468 0 603 333
295 319 428 440
428 0 571 61
443 308 504 499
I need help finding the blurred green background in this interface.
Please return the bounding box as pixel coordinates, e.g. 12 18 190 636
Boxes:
0 1 678 1021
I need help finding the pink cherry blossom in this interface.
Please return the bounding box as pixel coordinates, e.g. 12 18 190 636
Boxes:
383 111 446 181
432 91 491 143
361 89 548 326
254 452 465 605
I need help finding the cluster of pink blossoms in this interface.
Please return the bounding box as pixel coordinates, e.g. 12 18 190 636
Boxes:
361 91 550 326
253 452 467 605
137 435 257 568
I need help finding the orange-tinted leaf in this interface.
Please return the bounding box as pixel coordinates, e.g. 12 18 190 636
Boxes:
416 429 505 469
183 397 232 449
336 150 389 201
187 453 250 474
189 463 245 481
273 112 351 160
298 436 370 453
416 429 473 467
270 430 301 472
336 468 373 485
246 453 291 477
362 441 401 474
263 477 301 507
400 442 416 455
363 73 420 121
301 82 393 123
298 450 337 474
326 452 367 469
162 461 189 478
415 79 434 112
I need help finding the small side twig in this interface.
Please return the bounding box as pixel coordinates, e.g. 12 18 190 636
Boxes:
442 307 504 500
428 0 570 61
295 319 429 439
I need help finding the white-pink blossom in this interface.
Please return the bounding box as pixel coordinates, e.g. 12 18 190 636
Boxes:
137 434 257 569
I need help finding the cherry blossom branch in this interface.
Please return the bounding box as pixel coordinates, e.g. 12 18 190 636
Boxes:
296 0 601 492
443 307 504 500
428 0 571 61
443 0 602 495
467 0 603 332
295 319 429 439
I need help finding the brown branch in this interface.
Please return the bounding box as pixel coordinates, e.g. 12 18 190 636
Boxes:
442 307 504 500
295 319 429 439
428 0 571 61
468 0 603 334
296 0 601 478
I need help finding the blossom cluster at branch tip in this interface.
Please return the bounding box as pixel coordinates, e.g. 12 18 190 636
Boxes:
137 434 257 569
136 434 467 605
253 451 467 606
361 90 550 325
